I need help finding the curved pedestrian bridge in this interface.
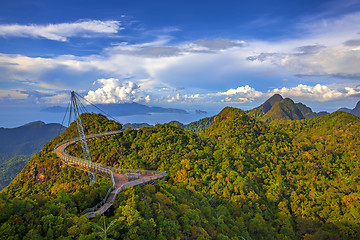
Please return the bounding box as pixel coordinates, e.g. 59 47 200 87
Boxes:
54 130 167 218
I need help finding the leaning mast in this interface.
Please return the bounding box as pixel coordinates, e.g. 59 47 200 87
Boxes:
70 91 96 184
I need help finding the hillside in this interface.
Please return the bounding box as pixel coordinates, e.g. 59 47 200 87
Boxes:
167 117 215 134
248 93 283 117
184 116 214 133
295 102 318 118
249 94 329 121
0 121 63 155
0 155 31 190
3 113 121 198
0 121 64 190
262 98 304 122
338 100 360 117
1 109 360 239
351 101 360 117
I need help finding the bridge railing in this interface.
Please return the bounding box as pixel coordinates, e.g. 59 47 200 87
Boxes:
54 129 167 216
95 173 167 215
54 130 166 176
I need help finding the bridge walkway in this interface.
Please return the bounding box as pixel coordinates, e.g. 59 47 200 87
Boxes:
53 130 167 218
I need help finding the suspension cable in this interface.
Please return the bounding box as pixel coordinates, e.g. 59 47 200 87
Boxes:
74 92 121 125
58 101 70 136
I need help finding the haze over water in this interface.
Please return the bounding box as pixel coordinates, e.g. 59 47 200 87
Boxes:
0 105 218 128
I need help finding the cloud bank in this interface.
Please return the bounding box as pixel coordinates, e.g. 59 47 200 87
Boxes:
168 84 360 104
1 12 360 110
0 20 122 41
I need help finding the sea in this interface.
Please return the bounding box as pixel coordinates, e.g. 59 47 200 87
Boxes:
0 105 221 128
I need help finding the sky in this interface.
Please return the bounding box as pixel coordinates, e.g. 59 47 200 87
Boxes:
1 0 360 120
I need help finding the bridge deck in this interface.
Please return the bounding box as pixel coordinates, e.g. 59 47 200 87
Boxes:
53 130 167 218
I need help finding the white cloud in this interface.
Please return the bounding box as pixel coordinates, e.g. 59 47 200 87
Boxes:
218 85 262 96
1 12 360 107
271 84 341 101
190 84 360 104
166 92 201 103
281 45 360 78
216 85 263 103
84 78 150 104
0 20 122 41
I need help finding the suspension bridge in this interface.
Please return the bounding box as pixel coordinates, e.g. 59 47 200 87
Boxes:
53 92 167 218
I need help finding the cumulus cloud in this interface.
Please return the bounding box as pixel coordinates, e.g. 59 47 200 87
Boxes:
271 84 342 101
0 20 122 41
1 12 360 108
166 92 200 103
189 84 360 103
217 85 263 103
84 78 150 104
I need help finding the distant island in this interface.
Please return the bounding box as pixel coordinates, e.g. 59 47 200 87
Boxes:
41 102 188 116
195 109 207 114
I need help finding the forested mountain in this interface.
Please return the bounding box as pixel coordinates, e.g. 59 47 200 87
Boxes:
339 100 360 117
295 102 318 118
123 123 152 129
184 116 214 133
249 94 328 121
167 117 215 134
0 155 31 190
1 109 360 239
261 98 304 122
248 94 283 118
0 121 63 155
0 121 64 190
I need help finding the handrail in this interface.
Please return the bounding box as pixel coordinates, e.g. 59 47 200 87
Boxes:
54 129 167 217
54 129 165 175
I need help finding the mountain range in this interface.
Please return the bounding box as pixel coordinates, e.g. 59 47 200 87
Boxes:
2 106 360 239
247 94 330 122
0 121 63 190
338 100 360 117
0 121 64 155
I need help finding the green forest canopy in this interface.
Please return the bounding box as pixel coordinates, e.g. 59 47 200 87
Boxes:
1 109 360 240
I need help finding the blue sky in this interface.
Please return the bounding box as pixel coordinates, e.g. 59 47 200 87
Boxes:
1 0 360 114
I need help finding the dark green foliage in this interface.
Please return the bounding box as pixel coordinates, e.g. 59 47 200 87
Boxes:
0 155 31 190
184 116 214 133
2 113 121 199
262 98 304 122
167 120 185 128
0 121 63 155
350 101 360 117
338 100 360 117
248 94 283 118
295 102 318 119
1 109 360 239
248 94 330 121
0 121 64 191
123 123 152 129
167 117 215 133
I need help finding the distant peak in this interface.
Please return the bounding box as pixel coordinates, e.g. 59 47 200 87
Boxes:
22 121 46 127
354 100 360 109
283 98 295 103
268 94 283 102
261 94 283 113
